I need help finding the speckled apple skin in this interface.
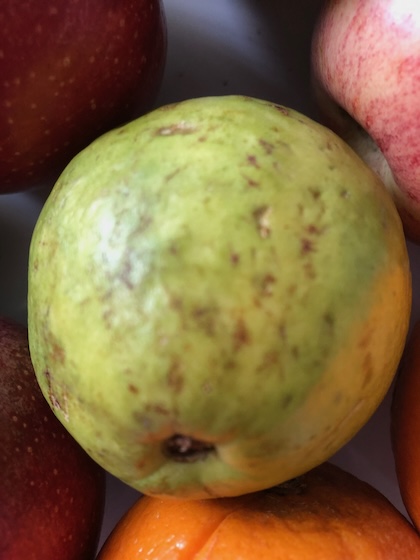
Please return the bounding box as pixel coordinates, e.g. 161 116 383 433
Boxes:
0 0 166 193
28 95 411 499
312 0 420 241
0 317 106 560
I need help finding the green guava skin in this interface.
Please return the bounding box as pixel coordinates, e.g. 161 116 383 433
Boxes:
27 96 411 499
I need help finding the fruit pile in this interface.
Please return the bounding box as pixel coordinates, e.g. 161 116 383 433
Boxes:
2 0 420 558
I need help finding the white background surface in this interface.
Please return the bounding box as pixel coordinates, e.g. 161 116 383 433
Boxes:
2 0 420 550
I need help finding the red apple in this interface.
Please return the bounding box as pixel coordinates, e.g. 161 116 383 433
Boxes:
311 0 420 242
0 0 166 194
0 316 106 559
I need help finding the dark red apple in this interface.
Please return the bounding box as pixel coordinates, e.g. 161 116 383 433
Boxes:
0 316 106 559
0 0 166 194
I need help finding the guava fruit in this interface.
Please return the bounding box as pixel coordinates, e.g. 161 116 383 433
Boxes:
27 95 411 499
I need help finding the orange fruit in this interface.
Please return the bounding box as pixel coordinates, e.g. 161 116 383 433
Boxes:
391 321 420 531
97 462 420 559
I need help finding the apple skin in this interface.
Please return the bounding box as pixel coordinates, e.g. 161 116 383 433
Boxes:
311 0 420 242
0 0 166 194
0 316 106 560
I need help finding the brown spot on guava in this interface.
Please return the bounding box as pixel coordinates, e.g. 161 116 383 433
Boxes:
259 139 275 154
253 205 272 238
170 296 183 311
146 403 170 416
233 318 251 351
257 350 279 373
273 104 290 116
192 306 216 336
167 358 184 393
243 175 260 188
300 238 315 255
44 370 68 420
247 154 259 168
230 252 240 265
309 187 321 200
323 312 335 331
50 339 65 365
120 258 134 289
291 346 300 359
260 273 276 296
128 384 139 394
165 167 182 182
224 359 237 370
306 224 323 235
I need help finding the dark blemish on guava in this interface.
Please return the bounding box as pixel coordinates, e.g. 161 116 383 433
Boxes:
306 224 323 235
230 252 240 265
334 392 343 404
247 154 260 168
322 140 335 152
169 243 179 256
224 359 237 370
44 370 66 417
145 403 170 416
128 384 139 394
257 350 279 373
170 296 183 311
162 434 215 463
120 258 134 289
44 370 53 391
51 339 65 365
156 122 197 136
137 458 147 470
309 187 321 200
167 358 184 393
243 175 260 188
341 189 350 199
291 346 300 359
259 139 275 154
165 167 182 182
281 392 293 408
233 319 251 351
300 237 315 255
253 205 272 238
192 306 216 336
323 312 335 331
260 273 276 296
273 104 290 116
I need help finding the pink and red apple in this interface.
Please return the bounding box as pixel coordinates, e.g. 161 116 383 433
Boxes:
311 0 420 242
0 0 166 194
0 316 106 559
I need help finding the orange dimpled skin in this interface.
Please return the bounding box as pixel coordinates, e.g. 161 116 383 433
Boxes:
392 321 420 532
97 463 420 559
